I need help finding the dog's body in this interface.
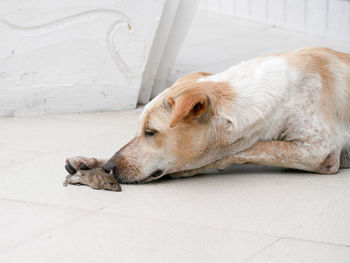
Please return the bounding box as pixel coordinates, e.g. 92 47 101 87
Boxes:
66 47 350 183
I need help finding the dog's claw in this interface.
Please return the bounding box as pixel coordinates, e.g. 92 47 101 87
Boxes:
80 163 90 170
65 163 76 175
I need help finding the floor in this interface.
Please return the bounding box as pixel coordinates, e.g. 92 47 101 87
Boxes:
1 10 350 263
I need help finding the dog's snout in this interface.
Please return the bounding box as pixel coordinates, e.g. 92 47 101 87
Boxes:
103 160 116 174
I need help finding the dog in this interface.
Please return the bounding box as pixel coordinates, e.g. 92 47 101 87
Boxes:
65 47 350 184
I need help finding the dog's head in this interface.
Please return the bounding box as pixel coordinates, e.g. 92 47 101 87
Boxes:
104 72 238 183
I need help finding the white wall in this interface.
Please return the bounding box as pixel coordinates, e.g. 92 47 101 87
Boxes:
0 0 199 116
199 0 350 42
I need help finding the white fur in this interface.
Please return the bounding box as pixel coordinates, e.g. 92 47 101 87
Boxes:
196 52 348 169
200 57 289 132
111 48 350 182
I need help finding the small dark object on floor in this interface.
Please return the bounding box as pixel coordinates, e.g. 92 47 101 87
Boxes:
63 167 121 192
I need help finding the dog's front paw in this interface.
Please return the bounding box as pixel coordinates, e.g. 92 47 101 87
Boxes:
65 156 99 175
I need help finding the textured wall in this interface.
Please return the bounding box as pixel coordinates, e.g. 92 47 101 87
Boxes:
0 0 166 116
0 0 200 116
199 0 350 42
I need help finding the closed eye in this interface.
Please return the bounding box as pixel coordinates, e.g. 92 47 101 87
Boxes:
145 129 157 136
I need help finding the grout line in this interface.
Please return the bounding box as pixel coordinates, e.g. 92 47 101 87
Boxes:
0 197 92 212
95 207 281 238
0 203 109 254
0 202 279 255
1 190 350 254
244 236 350 262
243 237 283 262
282 237 350 248
282 191 350 236
2 198 349 256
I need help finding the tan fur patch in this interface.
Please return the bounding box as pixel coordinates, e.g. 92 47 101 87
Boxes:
312 47 350 64
167 72 236 125
277 48 339 131
168 91 208 127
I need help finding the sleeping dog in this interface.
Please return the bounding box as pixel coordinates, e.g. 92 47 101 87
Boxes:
66 47 350 183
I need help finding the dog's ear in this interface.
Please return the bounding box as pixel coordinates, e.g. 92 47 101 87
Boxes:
168 92 209 128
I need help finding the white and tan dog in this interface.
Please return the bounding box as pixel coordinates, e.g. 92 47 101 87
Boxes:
66 47 350 183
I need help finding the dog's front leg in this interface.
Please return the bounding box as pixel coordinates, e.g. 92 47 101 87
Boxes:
169 156 236 179
170 140 340 178
65 156 107 175
228 140 339 174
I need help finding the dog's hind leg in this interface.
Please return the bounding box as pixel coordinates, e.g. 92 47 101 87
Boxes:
340 146 350 168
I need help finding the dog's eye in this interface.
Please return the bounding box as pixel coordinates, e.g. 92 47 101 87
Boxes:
109 182 114 186
145 129 157 136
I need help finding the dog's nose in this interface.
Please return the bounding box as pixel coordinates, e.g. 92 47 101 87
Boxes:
103 160 116 174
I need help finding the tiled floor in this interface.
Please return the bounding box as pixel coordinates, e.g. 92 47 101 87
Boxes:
1 108 350 262
1 10 350 263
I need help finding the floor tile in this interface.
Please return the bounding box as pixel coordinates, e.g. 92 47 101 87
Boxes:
0 108 141 153
0 149 42 169
102 165 348 236
0 154 126 210
0 199 86 251
0 212 278 263
0 117 105 153
246 238 350 263
287 193 350 246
